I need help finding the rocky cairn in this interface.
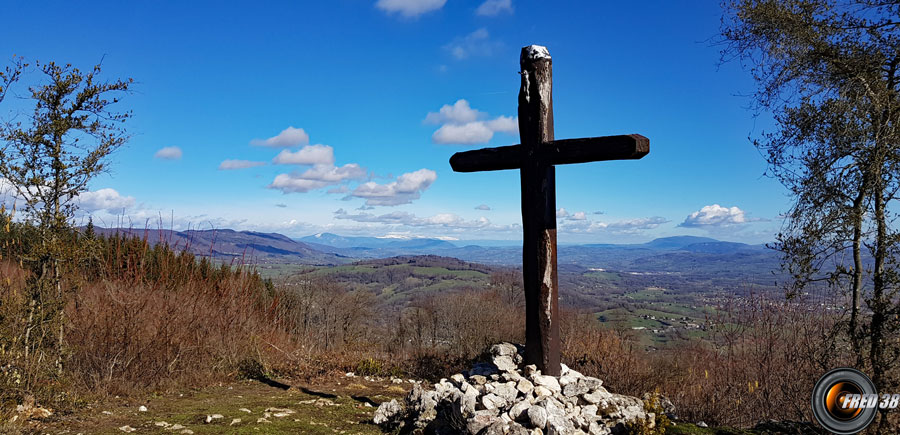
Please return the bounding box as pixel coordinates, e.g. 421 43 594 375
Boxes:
374 343 659 434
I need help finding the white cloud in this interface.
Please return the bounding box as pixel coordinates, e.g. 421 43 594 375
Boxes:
250 126 310 148
272 144 335 165
77 188 136 212
376 0 446 17
476 0 513 16
558 214 670 235
154 146 182 160
485 116 518 134
425 99 484 124
218 159 266 170
680 204 755 228
605 216 669 232
427 99 518 145
269 176 330 193
303 163 367 182
475 204 491 210
335 208 497 230
350 168 437 206
432 122 495 145
268 163 367 194
444 28 502 60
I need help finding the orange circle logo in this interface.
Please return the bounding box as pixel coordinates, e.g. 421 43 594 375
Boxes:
825 381 863 421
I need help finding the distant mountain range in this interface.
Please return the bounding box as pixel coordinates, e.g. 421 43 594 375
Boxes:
91 227 347 265
88 227 778 276
297 232 771 268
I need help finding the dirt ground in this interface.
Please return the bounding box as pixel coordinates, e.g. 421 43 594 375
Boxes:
9 375 412 435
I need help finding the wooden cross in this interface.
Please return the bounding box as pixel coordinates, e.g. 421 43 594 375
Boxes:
449 45 649 376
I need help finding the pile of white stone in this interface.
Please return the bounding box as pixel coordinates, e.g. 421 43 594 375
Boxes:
373 343 659 434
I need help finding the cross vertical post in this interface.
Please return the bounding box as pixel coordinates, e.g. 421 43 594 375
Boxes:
518 45 561 376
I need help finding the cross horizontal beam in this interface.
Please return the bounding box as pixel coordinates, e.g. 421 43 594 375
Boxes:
449 134 649 173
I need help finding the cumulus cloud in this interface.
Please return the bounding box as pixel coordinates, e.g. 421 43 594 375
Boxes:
485 116 518 134
218 159 265 170
376 0 446 17
251 126 309 148
444 28 502 60
269 163 367 193
426 99 517 145
475 204 491 211
272 144 335 165
679 204 757 228
571 211 587 221
556 208 568 218
432 122 495 145
154 146 182 160
425 99 484 124
76 188 136 212
349 168 437 206
476 0 513 16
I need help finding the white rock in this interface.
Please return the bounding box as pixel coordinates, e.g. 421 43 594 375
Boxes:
494 382 518 404
450 373 466 385
239 408 252 413
532 375 561 394
230 418 241 425
509 400 532 421
528 406 548 429
205 414 223 423
482 393 505 410
373 399 402 426
345 372 355 377
138 405 148 412
589 421 612 435
517 378 534 395
155 421 170 427
118 426 135 433
534 386 553 397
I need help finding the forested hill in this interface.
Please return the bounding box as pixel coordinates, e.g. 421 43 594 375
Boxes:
89 227 348 265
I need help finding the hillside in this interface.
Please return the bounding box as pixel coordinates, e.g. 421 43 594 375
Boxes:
91 227 349 265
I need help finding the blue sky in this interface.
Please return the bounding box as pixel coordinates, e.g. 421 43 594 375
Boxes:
0 0 788 244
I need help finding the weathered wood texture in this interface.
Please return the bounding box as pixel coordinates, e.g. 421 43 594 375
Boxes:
449 134 650 173
518 45 561 376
